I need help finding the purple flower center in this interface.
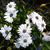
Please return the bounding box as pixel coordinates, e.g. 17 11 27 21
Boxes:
41 24 44 27
36 16 39 19
24 39 27 43
10 13 13 17
9 5 12 8
23 29 26 33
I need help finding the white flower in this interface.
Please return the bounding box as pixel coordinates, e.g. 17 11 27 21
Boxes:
37 20 46 32
31 12 42 24
0 25 12 40
4 10 18 18
6 2 16 8
17 24 32 36
4 9 18 23
42 32 50 41
4 16 13 23
17 35 32 48
5 32 12 40
6 2 16 12
27 11 46 32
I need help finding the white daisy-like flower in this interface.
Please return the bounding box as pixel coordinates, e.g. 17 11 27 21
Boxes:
4 10 18 18
17 35 32 48
31 12 42 24
37 20 46 32
5 32 12 40
0 25 12 40
6 2 16 12
4 16 13 23
42 32 50 41
17 24 32 36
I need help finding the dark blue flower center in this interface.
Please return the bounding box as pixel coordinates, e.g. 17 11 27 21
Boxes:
10 14 13 17
9 5 12 8
24 39 27 43
23 29 26 33
41 24 44 27
36 16 38 19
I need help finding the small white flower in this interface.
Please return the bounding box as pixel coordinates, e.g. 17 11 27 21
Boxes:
0 25 12 40
31 12 42 24
17 35 32 48
6 2 16 8
4 16 13 23
6 2 16 12
17 24 32 36
42 32 50 41
37 20 46 32
5 32 12 40
4 10 18 18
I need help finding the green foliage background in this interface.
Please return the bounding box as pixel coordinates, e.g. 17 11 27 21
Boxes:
0 0 50 50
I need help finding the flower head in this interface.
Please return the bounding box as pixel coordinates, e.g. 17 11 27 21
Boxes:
0 25 12 40
37 20 46 32
6 2 16 12
4 10 18 18
15 35 32 48
30 12 42 24
17 24 32 36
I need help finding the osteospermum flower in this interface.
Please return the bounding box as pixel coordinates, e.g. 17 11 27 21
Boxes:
6 2 16 12
4 10 18 18
17 24 32 36
31 12 42 24
42 32 50 41
15 35 32 48
37 20 46 32
4 16 13 23
0 25 12 40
